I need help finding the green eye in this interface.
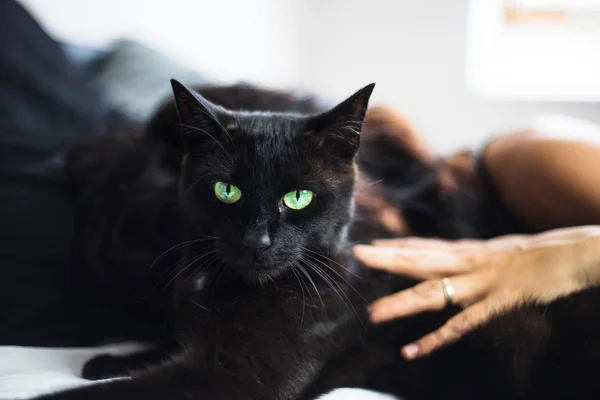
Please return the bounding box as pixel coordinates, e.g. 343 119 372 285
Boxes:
214 182 242 204
282 190 314 210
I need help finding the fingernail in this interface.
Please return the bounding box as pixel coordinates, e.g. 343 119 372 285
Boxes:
368 302 387 324
402 344 419 360
353 245 369 257
368 305 380 323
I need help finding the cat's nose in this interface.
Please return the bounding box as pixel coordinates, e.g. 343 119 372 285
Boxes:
242 230 272 251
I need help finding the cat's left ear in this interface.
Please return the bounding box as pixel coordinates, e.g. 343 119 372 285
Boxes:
170 79 229 153
310 83 376 160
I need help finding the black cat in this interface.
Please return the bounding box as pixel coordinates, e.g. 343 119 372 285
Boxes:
37 80 393 400
36 81 600 400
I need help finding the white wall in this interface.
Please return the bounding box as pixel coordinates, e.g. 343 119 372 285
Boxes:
19 0 301 87
295 0 600 154
18 0 600 154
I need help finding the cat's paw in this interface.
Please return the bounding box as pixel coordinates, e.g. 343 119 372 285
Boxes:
81 354 130 380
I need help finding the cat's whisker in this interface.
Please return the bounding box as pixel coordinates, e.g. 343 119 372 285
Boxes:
288 265 306 331
191 299 210 312
161 252 214 295
149 237 220 272
185 254 222 307
302 258 356 327
300 257 342 304
192 107 235 148
324 184 339 199
296 263 325 310
300 256 362 327
179 123 234 160
182 252 219 287
159 249 218 296
341 127 361 136
189 234 221 240
301 252 366 329
144 244 216 299
305 258 366 329
303 251 366 303
300 246 362 280
292 262 317 309
206 261 229 311
300 256 348 306
200 262 225 315
362 178 384 188
339 120 362 131
181 172 212 203
203 257 228 291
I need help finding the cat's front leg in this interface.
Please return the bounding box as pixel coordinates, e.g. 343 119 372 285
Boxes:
33 367 239 400
81 346 174 380
33 353 310 400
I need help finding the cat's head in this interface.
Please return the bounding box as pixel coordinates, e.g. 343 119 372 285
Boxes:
170 80 374 284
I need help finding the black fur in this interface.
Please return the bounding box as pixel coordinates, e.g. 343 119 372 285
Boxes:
36 82 600 400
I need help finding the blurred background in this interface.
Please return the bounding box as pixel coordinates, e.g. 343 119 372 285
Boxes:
19 0 600 153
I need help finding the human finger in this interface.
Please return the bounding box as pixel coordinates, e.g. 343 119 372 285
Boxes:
369 274 487 323
353 245 470 279
371 237 483 251
401 299 495 359
373 235 534 254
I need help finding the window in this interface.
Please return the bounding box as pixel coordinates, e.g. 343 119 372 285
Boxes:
466 0 600 101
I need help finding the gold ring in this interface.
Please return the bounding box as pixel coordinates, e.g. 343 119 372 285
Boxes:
441 277 455 305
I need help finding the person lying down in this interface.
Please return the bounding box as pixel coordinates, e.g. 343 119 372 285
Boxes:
7 88 600 400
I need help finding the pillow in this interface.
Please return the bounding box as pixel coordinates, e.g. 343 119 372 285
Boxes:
85 39 208 122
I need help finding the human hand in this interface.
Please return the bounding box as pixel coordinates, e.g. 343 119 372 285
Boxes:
353 226 600 360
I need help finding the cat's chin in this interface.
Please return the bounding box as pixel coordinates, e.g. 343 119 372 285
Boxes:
249 268 287 286
226 261 290 286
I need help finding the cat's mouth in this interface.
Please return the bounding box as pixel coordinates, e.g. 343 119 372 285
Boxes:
217 247 296 285
231 261 291 285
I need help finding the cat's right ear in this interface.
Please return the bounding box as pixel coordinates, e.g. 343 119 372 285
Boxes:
170 79 227 152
